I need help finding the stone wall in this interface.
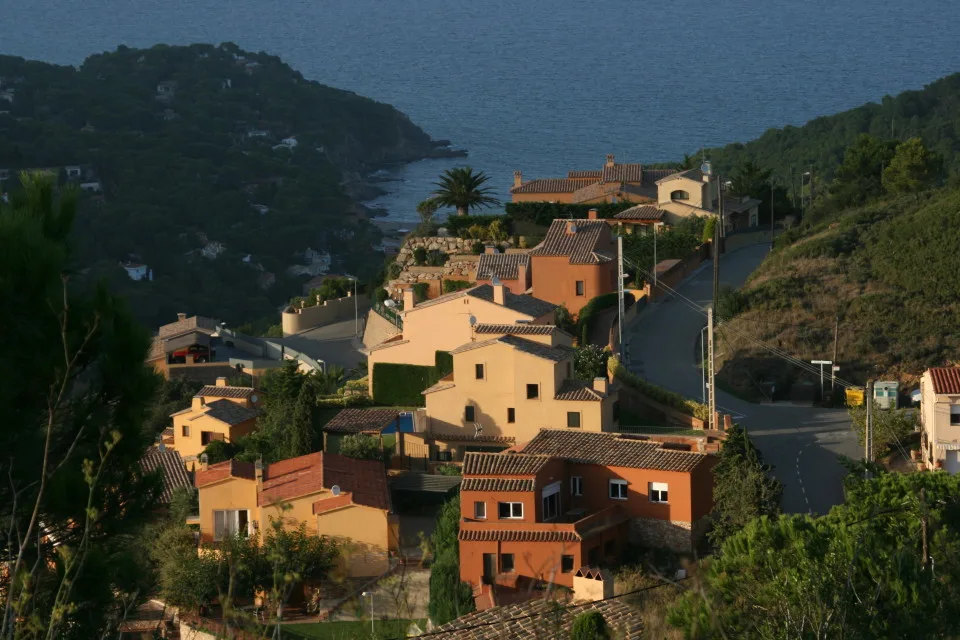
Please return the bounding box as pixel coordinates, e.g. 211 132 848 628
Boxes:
395 236 514 268
629 517 695 552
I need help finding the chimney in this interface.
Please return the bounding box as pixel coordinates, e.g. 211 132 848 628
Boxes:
513 170 523 188
517 262 528 289
215 377 227 387
255 458 264 489
402 287 415 310
587 208 598 220
565 221 578 235
177 312 187 322
191 396 205 411
484 244 496 254
605 154 615 167
200 453 208 472
723 414 733 431
493 281 506 306
592 377 608 395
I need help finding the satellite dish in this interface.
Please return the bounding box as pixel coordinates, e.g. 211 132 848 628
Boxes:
331 485 341 496
701 161 712 176
251 394 259 404
468 315 477 326
491 276 502 286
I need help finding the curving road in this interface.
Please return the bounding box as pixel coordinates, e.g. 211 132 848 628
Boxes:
624 243 861 514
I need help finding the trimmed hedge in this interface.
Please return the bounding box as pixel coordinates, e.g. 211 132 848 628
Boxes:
576 292 619 345
412 282 429 301
609 357 710 420
435 350 453 377
372 362 440 407
505 201 635 227
443 279 472 294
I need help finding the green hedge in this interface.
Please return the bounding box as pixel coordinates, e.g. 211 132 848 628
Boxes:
443 279 472 294
610 358 710 420
435 350 453 377
444 214 511 238
412 282 429 301
372 362 439 407
576 292 619 345
505 201 635 227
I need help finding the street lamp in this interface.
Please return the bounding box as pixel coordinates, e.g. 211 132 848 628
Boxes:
345 274 359 338
361 591 374 637
701 325 708 404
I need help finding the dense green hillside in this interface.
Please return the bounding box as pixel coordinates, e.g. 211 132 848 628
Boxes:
0 43 450 327
700 72 960 186
716 187 960 398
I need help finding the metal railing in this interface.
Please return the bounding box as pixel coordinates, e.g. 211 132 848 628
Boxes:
372 302 403 330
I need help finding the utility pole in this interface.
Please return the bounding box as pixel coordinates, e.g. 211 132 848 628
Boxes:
708 306 716 431
832 315 840 391
865 379 874 478
653 223 658 289
920 488 929 571
770 180 775 250
617 235 625 361
790 166 797 211
713 175 722 310
809 164 815 203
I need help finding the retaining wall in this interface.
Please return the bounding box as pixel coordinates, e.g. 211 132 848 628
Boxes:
282 292 370 336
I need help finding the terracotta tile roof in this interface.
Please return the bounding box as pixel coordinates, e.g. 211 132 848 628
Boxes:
476 253 530 281
474 323 557 336
466 284 557 318
430 598 643 639
197 399 259 426
427 432 516 444
554 379 605 401
657 168 705 184
570 181 625 204
451 335 573 362
522 429 707 472
461 478 535 492
139 447 192 503
323 408 400 434
568 170 602 179
929 367 960 394
602 163 644 182
158 314 219 339
642 168 679 182
458 529 580 542
257 451 390 511
463 452 551 476
509 178 594 194
529 219 613 265
195 459 256 487
611 204 666 221
197 385 255 399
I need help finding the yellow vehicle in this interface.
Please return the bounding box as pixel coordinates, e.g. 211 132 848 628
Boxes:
845 387 865 407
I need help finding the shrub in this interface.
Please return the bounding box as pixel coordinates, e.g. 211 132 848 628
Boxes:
471 241 484 255
435 350 454 377
372 363 440 407
444 214 509 239
576 292 619 345
387 262 402 279
575 344 608 380
426 250 448 267
429 496 476 625
570 611 609 640
374 288 389 304
340 433 388 463
436 464 462 476
610 357 710 420
716 285 747 320
201 440 239 464
412 247 428 265
442 279 472 294
702 217 717 243
412 282 429 301
505 201 634 226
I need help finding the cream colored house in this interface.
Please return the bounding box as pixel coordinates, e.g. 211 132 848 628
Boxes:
194 452 398 577
367 283 556 394
656 169 760 232
920 367 960 473
171 377 261 467
417 324 618 459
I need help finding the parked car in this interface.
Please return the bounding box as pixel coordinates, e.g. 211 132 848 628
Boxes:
170 344 215 364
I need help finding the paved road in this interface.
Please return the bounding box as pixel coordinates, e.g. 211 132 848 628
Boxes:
625 243 861 514
278 318 366 371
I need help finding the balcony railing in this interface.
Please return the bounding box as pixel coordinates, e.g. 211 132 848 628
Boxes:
460 505 627 539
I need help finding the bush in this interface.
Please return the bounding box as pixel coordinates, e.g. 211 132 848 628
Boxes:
610 357 710 420
372 363 440 407
444 214 510 239
505 201 634 226
436 464 462 476
576 292 619 345
443 279 472 294
426 250 448 267
429 496 475 625
374 288 389 304
387 262 402 279
716 285 747 320
435 350 454 377
340 433 389 464
575 345 608 380
201 440 239 464
702 217 717 243
413 247 428 265
471 241 484 255
412 282 429 301
570 611 609 640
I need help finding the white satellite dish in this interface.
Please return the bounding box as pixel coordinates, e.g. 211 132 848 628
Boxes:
251 394 259 404
468 315 477 326
491 276 502 286
331 485 341 496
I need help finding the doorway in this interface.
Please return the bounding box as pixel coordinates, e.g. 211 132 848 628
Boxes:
482 553 497 584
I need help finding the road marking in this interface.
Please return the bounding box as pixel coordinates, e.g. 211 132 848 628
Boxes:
795 443 813 515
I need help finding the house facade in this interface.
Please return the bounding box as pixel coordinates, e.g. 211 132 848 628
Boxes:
457 430 716 601
146 312 220 376
509 155 675 204
367 283 556 394
421 325 617 450
529 216 616 316
171 378 261 467
194 452 398 577
920 367 960 472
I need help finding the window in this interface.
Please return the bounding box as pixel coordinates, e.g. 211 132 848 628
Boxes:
498 502 523 519
604 539 616 556
526 384 539 400
201 431 224 446
567 412 581 429
465 405 475 422
181 425 191 437
951 406 960 426
649 482 669 503
609 479 628 500
213 509 249 540
474 501 486 519
507 408 515 423
571 476 583 496
475 363 485 380
671 189 690 201
542 482 560 521
561 555 575 573
501 553 515 573
575 280 585 296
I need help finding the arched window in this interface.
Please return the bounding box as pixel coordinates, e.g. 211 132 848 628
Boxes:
671 189 690 201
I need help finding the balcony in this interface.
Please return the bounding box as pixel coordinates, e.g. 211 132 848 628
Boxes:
459 505 628 542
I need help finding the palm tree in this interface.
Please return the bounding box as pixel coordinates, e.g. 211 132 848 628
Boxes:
432 167 500 216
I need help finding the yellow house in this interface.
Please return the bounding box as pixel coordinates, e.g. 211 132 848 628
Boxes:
367 283 556 394
655 169 760 231
418 324 618 460
194 452 399 577
171 377 261 467
920 367 960 473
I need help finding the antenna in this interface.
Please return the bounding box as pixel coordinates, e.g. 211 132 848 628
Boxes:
468 315 477 327
331 485 341 496
492 276 502 286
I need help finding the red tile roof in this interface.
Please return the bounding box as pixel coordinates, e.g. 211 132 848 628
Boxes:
570 181 626 204
323 408 400 434
194 459 256 487
611 204 666 221
510 178 594 194
259 452 390 511
476 253 530 281
463 452 551 476
602 163 645 182
522 429 707 472
529 219 613 265
458 529 580 542
139 446 192 503
929 367 960 394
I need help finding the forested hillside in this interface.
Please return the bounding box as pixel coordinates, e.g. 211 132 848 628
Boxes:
700 72 960 184
0 43 449 327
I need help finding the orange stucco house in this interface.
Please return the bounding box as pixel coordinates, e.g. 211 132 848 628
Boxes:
509 155 675 205
457 430 716 603
194 452 399 577
529 216 617 317
170 377 261 469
